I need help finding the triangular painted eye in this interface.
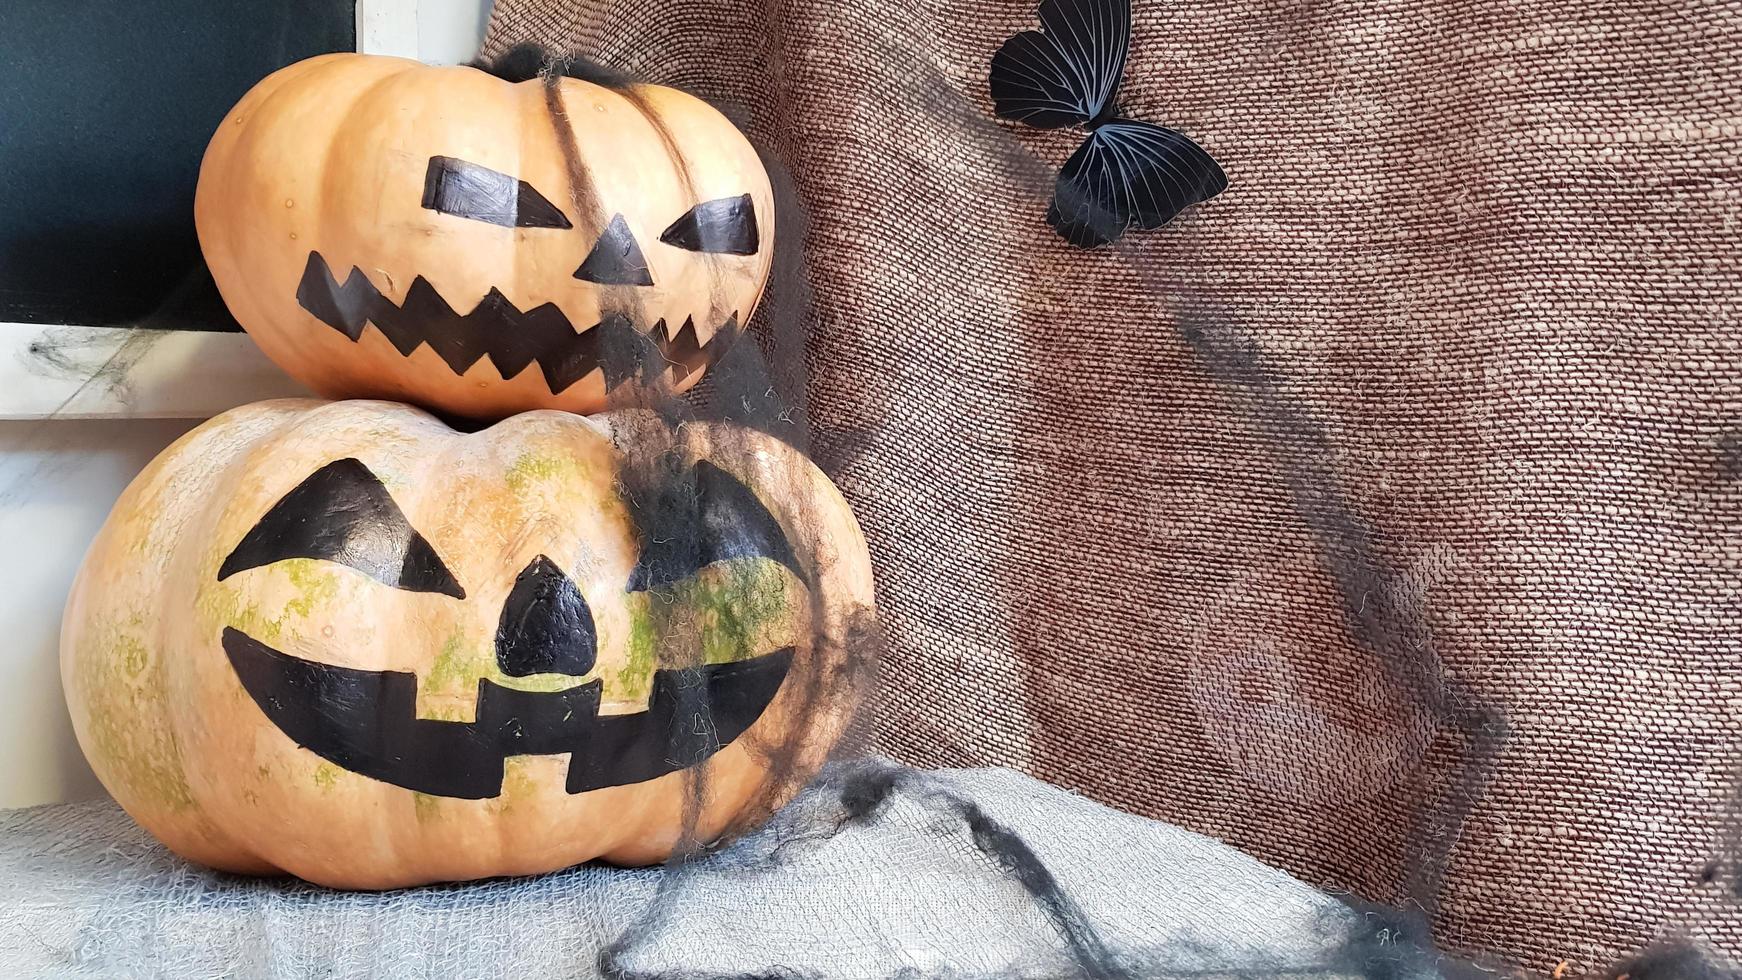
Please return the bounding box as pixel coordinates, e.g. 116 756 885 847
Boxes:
660 195 759 255
574 214 654 285
422 155 572 230
626 461 802 592
218 458 465 598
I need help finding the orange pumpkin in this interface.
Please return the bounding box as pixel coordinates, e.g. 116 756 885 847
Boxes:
194 54 774 419
61 399 872 889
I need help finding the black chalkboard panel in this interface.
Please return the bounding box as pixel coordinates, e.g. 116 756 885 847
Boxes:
0 2 355 331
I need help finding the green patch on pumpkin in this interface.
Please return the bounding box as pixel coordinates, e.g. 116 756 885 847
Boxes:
195 558 339 646
489 758 539 816
127 532 154 558
698 559 796 665
282 559 340 619
426 627 599 700
71 619 196 814
116 634 150 679
313 763 339 792
614 607 661 702
420 702 469 723
424 630 483 697
413 792 442 823
607 559 799 704
492 670 593 693
195 583 280 643
420 630 578 722
505 450 587 493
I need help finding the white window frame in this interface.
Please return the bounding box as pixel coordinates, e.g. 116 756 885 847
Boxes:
0 0 457 420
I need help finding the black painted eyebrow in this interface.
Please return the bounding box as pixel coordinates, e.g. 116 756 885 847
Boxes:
218 458 465 598
660 194 759 255
422 156 572 229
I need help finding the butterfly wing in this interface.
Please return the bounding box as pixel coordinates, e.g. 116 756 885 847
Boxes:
1047 119 1228 247
990 0 1132 129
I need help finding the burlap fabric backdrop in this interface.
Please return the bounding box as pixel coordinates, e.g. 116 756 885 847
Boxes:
482 0 1742 972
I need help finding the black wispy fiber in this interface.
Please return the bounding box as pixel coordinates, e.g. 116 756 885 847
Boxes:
745 761 1133 977
1716 433 1742 481
600 759 1135 980
1332 898 1517 980
695 144 814 450
1701 760 1742 898
838 762 903 822
925 785 1129 980
1178 313 1511 920
611 445 705 602
470 42 636 89
1601 942 1742 980
557 30 1481 979
753 761 901 865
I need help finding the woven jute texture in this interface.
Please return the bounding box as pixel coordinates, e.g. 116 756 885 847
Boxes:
482 0 1742 972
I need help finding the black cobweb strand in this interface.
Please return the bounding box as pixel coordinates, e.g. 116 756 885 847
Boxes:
582 98 886 975
478 44 839 462
732 605 884 815
1332 898 1519 980
1599 942 1742 980
469 41 638 89
602 760 1134 980
1701 758 1742 898
836 22 1484 966
0 259 224 511
597 81 868 841
17 257 228 426
1173 310 1510 931
573 33 893 889
598 604 884 975
919 786 1131 979
846 23 1503 970
712 41 1135 969
532 37 881 975
1400 699 1509 919
497 20 1462 979
573 24 1287 979
693 132 820 453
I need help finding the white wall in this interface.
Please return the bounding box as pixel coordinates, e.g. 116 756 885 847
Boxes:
418 0 495 65
0 1 494 810
0 420 202 807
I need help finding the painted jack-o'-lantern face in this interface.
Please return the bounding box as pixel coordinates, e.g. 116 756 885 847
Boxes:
195 54 775 420
61 401 873 889
216 453 797 801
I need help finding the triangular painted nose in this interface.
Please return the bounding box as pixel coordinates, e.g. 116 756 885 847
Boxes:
575 213 654 286
496 555 597 677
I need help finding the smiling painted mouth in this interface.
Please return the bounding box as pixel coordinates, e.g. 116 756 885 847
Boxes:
223 627 792 800
295 251 742 394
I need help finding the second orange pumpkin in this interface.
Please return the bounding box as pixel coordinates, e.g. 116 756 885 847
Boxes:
195 53 775 420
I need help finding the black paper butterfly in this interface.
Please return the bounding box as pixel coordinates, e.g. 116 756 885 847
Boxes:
990 0 1228 248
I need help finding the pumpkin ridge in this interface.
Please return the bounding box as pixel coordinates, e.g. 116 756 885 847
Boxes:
198 58 407 341
617 85 736 332
538 77 653 333
152 404 326 873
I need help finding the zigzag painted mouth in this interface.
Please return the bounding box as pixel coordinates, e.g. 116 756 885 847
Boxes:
295 251 741 395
